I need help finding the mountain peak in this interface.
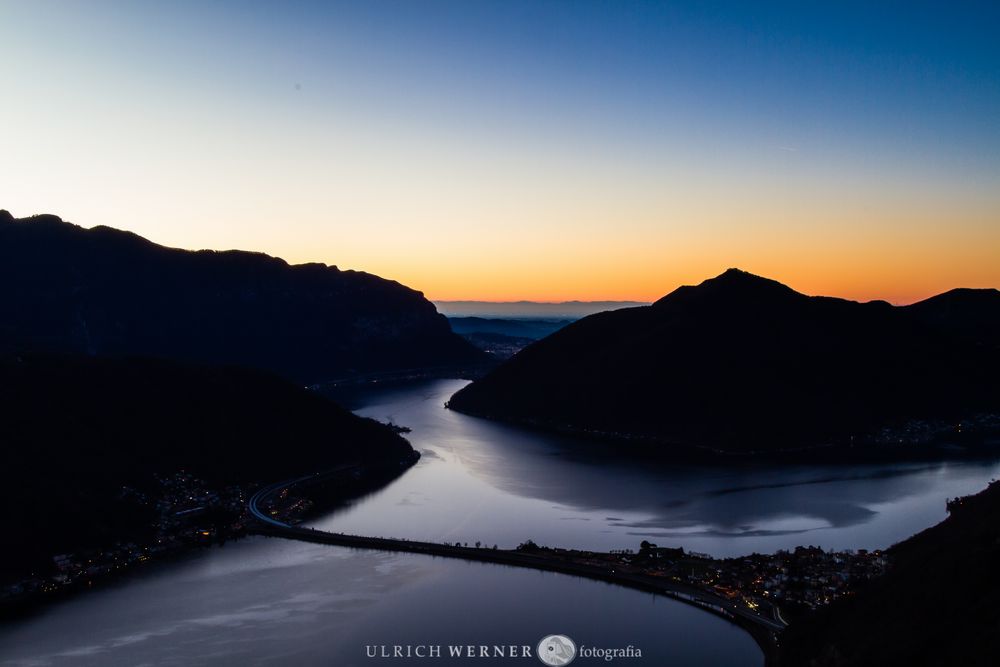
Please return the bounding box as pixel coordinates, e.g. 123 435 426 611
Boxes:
708 268 795 289
654 268 801 307
25 213 65 225
2 212 65 226
451 267 1000 456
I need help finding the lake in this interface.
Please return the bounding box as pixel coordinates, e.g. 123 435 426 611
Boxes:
318 379 1000 557
3 378 998 666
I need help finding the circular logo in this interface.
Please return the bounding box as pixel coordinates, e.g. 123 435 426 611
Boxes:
537 634 577 666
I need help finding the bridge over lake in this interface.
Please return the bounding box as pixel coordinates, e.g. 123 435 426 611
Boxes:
247 471 785 664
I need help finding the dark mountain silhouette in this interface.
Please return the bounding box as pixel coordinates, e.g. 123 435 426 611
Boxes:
0 353 415 578
904 287 1000 345
449 269 1000 455
779 479 1000 666
0 210 484 382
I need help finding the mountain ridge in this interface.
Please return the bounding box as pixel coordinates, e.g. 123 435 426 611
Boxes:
0 210 485 382
449 269 1000 456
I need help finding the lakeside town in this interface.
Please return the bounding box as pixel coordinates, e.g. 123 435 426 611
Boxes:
511 539 889 620
867 412 1000 449
0 472 254 612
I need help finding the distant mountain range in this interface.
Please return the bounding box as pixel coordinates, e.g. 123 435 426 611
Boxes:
447 317 572 340
449 269 1000 456
434 300 648 319
0 210 483 382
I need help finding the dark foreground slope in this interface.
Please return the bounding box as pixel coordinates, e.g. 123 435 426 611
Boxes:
779 479 1000 666
0 210 483 382
0 354 414 577
450 269 1000 455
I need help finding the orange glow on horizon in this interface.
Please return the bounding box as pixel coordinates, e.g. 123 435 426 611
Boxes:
280 248 1000 307
7 203 995 308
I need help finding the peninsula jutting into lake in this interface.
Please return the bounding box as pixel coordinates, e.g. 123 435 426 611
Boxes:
449 269 1000 459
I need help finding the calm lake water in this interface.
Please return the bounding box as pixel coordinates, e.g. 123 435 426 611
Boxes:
0 537 759 666
3 378 998 666
319 379 1000 557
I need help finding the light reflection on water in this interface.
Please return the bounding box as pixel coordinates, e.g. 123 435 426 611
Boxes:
315 379 1000 557
0 537 761 666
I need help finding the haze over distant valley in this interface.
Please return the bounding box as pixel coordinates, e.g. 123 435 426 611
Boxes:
434 300 648 319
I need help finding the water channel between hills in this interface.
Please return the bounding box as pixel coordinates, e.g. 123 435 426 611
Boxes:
3 378 998 667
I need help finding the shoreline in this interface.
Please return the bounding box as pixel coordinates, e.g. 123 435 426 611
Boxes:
445 402 1000 465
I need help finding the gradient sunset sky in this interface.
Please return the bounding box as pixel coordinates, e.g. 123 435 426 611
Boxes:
2 1 998 303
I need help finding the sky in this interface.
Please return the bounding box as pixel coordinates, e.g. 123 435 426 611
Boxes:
2 1 998 303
